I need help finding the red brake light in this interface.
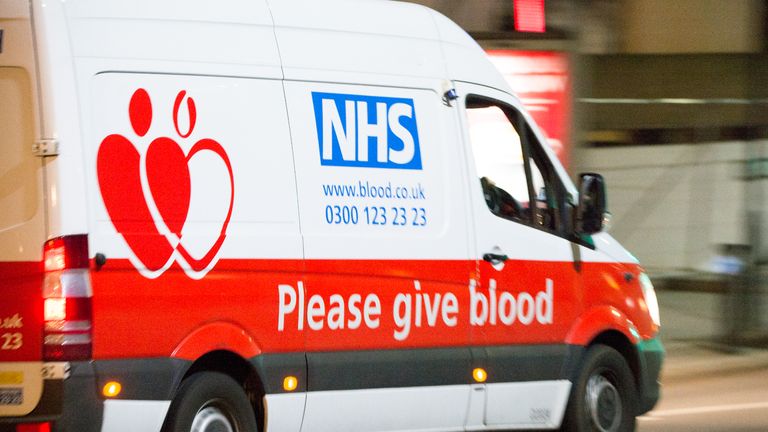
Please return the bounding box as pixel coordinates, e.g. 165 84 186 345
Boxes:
43 235 89 271
42 235 93 361
16 423 52 432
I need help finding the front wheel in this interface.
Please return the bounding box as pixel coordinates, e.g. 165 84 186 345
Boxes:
162 371 258 432
561 345 638 432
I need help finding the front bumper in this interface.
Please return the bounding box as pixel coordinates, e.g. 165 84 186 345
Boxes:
636 336 665 415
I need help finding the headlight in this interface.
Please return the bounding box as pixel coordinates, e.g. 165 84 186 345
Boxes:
639 273 660 326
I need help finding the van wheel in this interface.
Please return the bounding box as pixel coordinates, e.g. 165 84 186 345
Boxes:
561 345 637 432
163 371 257 432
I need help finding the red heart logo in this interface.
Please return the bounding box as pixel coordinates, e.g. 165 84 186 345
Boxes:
177 139 234 272
97 135 175 271
146 137 191 237
97 89 234 277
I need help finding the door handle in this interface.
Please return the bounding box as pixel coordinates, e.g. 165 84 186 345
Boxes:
483 253 508 264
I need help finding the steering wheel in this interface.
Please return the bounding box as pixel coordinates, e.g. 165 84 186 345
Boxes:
481 177 523 220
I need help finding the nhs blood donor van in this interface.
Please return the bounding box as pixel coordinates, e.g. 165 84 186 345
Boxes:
0 0 664 431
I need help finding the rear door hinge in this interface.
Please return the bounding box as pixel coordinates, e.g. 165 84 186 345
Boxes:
33 139 59 157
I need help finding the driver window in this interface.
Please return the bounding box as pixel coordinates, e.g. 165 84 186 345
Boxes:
466 96 562 232
467 101 530 223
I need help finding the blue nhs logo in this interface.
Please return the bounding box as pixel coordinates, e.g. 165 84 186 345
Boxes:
312 92 422 170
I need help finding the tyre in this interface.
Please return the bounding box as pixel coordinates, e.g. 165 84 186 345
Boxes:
162 371 258 432
561 345 637 432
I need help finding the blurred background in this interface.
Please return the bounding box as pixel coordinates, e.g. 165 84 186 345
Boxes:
403 1 768 429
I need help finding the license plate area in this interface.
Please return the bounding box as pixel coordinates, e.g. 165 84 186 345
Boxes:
0 363 43 416
0 388 23 405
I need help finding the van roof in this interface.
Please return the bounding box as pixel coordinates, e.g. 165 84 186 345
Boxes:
59 0 511 91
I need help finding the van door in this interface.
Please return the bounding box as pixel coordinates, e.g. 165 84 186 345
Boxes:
284 80 474 432
455 82 580 429
0 0 48 418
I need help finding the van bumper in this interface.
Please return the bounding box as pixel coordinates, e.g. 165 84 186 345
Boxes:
53 362 103 432
2 357 186 431
0 378 61 431
636 337 664 415
0 362 102 432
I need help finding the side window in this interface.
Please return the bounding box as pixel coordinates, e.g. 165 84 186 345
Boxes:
465 96 566 234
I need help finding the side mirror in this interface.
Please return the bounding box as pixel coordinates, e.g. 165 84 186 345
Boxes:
576 173 607 235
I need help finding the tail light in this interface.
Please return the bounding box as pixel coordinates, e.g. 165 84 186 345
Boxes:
42 235 93 361
16 422 52 432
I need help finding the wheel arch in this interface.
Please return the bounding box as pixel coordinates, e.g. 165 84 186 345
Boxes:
164 349 267 432
565 306 643 397
171 321 262 361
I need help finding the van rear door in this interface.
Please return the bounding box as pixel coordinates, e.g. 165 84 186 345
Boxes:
0 0 48 418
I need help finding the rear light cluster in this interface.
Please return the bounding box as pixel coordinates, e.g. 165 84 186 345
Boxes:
42 235 93 361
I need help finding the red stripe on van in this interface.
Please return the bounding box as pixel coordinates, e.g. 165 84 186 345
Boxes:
86 258 654 361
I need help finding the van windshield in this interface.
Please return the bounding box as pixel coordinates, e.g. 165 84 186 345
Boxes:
0 67 38 232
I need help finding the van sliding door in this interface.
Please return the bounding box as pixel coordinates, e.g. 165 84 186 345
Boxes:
283 79 474 432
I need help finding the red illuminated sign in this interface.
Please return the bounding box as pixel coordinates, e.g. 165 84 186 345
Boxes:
514 0 545 33
486 50 571 167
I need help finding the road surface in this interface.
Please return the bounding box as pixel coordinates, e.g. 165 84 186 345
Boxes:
638 366 768 431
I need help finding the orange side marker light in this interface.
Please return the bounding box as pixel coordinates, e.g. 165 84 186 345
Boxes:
102 381 122 398
283 376 298 392
472 368 487 383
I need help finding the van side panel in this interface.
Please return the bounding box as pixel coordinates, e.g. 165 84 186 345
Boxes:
39 3 295 429
83 73 305 431
86 73 304 354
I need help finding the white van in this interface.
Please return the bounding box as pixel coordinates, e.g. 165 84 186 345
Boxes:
0 1 663 431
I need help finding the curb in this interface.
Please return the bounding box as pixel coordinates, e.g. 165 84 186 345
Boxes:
661 343 768 382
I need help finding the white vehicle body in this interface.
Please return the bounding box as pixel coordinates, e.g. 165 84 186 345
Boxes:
0 1 662 431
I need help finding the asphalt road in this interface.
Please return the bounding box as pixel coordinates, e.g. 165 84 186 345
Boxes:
638 366 768 431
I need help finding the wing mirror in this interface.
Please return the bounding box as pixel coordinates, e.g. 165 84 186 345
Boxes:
576 173 608 235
